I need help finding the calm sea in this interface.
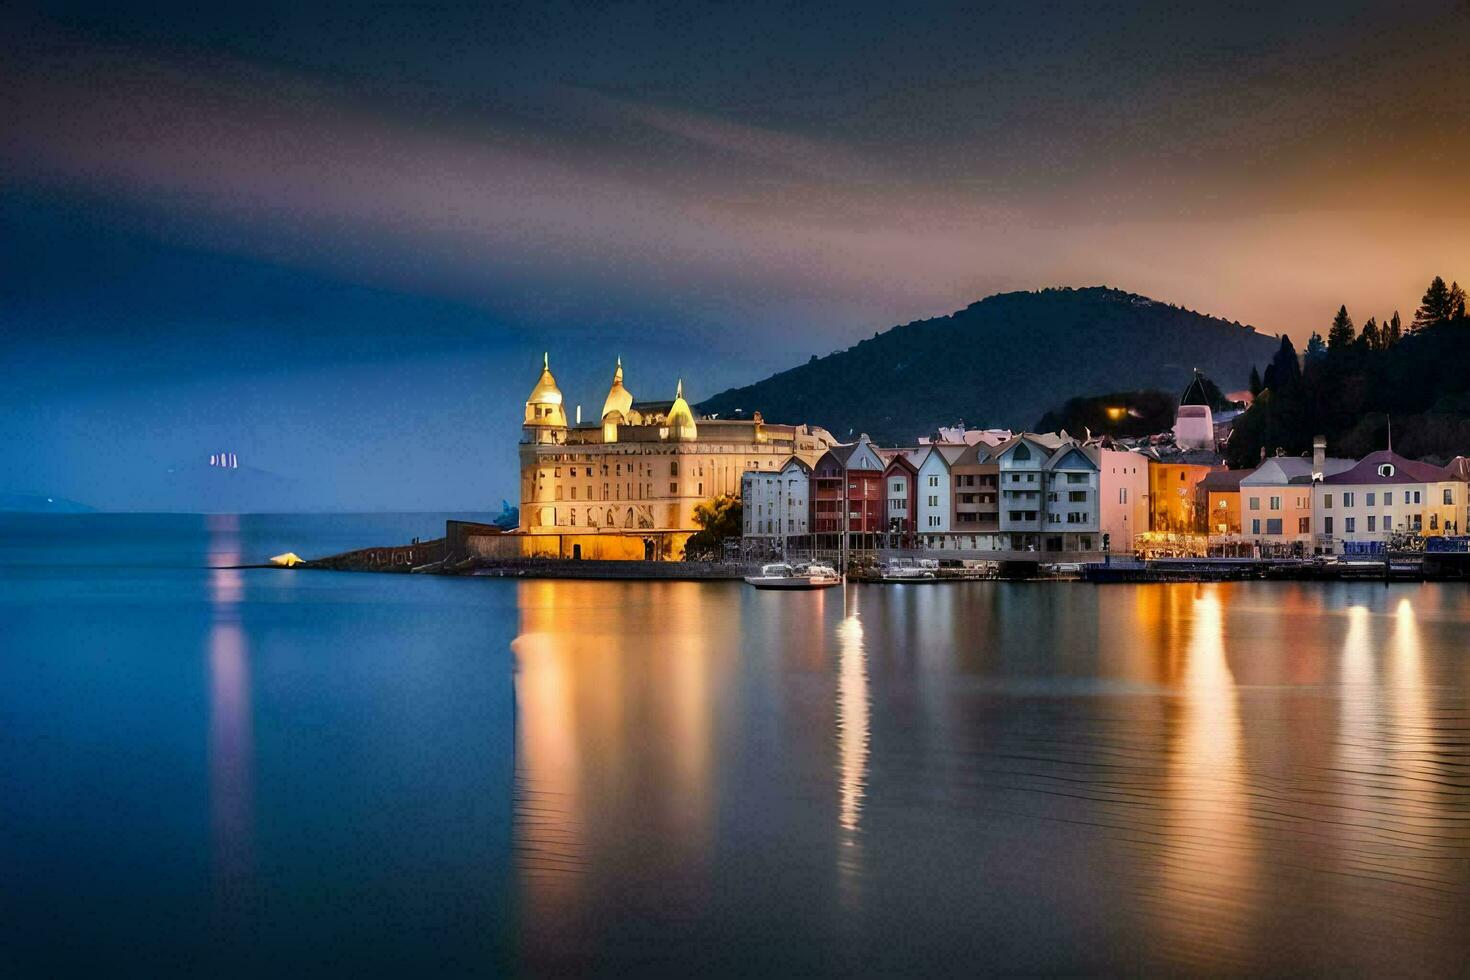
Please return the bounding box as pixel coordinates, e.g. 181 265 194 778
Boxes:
3 513 1469 976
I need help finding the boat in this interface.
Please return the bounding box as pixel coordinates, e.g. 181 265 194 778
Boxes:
744 562 843 590
879 558 938 583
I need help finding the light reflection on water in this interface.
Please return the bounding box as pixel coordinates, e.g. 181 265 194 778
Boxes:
510 579 1470 975
6 517 1470 976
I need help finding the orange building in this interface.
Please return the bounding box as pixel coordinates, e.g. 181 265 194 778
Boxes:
1147 457 1222 533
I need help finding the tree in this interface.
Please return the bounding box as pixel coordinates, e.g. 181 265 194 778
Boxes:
1305 331 1328 362
1248 365 1263 397
1451 281 1467 321
1327 305 1355 349
1384 311 1404 347
1413 276 1453 330
1359 316 1381 351
683 494 742 560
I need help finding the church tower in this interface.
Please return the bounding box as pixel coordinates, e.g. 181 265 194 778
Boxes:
523 353 568 444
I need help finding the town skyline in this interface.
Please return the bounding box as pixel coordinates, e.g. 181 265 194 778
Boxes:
6 1 1470 511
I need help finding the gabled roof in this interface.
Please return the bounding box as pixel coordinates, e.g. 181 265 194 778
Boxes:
1445 456 1470 482
1180 372 1212 407
780 456 813 474
1198 469 1248 493
1046 444 1099 470
1241 456 1354 486
823 437 886 471
952 442 995 467
1320 450 1452 486
905 446 933 469
992 432 1063 462
883 451 919 475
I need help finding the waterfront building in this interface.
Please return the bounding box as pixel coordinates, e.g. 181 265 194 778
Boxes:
811 435 887 551
1198 468 1245 538
881 451 920 548
1146 452 1222 533
914 444 964 542
1313 450 1468 553
1042 441 1101 552
741 457 813 554
950 442 1000 537
518 355 836 559
1098 446 1151 554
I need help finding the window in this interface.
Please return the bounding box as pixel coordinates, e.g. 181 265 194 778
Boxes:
670 461 679 476
1269 496 1281 510
1446 489 1455 505
1324 516 1333 534
1367 492 1376 507
669 482 678 494
1431 513 1439 530
1412 490 1422 504
1067 473 1088 484
1413 513 1422 530
1013 444 1031 461
1252 518 1261 535
1069 491 1087 502
1378 463 1395 477
929 475 938 488
1119 488 1128 504
1344 492 1354 507
1266 518 1282 535
1368 516 1376 532
1249 497 1260 511
1345 517 1355 533
1324 494 1333 508
1384 492 1393 506
1298 517 1310 534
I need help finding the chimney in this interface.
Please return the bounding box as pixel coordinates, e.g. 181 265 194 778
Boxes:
1312 435 1326 477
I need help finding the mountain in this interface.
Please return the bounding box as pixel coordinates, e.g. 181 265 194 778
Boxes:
697 287 1280 444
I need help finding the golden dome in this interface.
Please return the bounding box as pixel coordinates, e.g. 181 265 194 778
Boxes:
524 352 567 427
600 356 634 421
666 378 697 439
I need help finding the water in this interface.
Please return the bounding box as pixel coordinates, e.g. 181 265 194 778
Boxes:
3 515 1469 975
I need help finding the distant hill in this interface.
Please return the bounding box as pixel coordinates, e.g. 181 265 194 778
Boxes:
697 287 1279 443
0 493 95 513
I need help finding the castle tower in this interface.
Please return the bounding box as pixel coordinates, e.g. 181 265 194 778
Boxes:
665 379 698 441
523 352 568 444
1173 370 1215 451
601 357 634 442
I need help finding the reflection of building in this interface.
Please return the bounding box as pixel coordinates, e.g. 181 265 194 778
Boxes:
518 355 836 559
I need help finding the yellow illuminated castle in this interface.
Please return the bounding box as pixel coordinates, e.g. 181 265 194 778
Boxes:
518 354 836 559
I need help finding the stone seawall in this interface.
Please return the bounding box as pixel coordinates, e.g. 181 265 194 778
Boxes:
471 558 754 580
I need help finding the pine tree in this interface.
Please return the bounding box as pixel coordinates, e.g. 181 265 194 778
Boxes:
1305 331 1328 362
1359 317 1381 350
1450 281 1467 321
1327 305 1355 349
1267 335 1301 390
1384 311 1403 346
1248 365 1263 397
1413 276 1452 330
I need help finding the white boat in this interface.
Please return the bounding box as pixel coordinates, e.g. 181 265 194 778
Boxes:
744 562 843 590
879 559 937 582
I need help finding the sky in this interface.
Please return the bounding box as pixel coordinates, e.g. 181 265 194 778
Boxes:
3 1 1469 510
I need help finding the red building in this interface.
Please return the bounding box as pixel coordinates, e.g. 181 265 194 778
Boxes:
881 450 921 548
811 436 887 552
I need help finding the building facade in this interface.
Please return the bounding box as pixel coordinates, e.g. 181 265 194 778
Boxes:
1098 446 1150 554
741 457 813 551
1313 450 1468 553
811 436 887 551
519 355 835 558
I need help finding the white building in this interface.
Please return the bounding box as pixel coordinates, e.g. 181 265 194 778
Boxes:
1173 373 1216 451
1313 450 1467 553
741 456 813 549
914 444 964 540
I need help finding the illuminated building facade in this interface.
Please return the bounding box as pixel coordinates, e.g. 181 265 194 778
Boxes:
519 355 836 558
